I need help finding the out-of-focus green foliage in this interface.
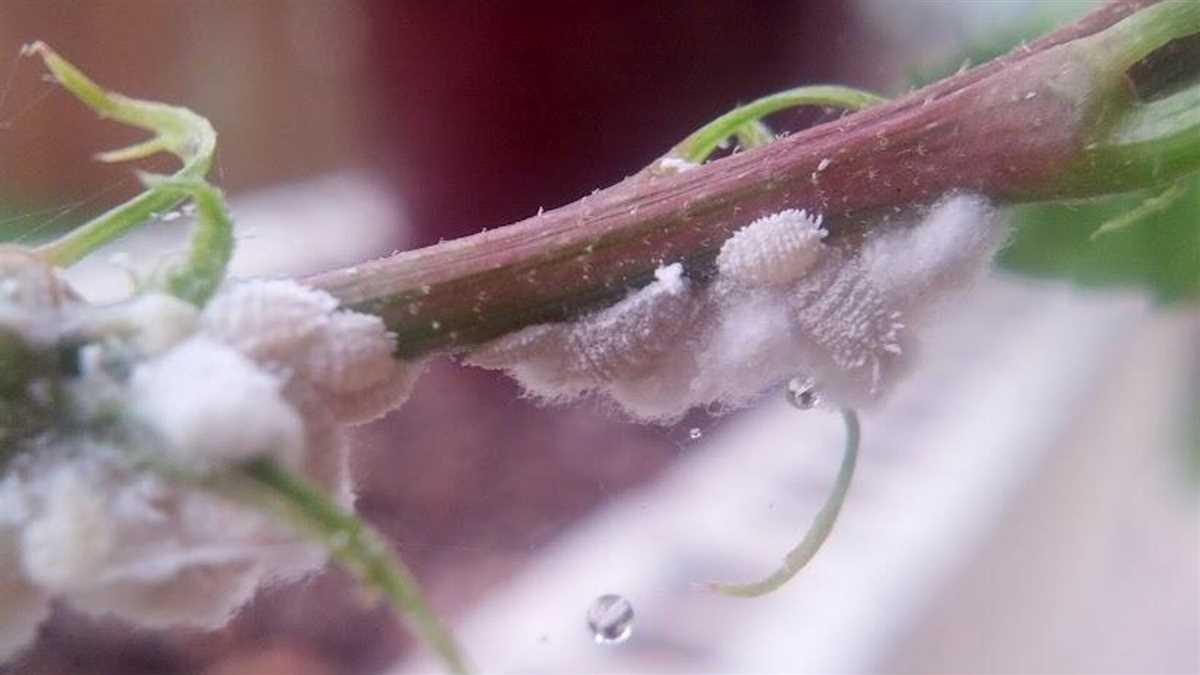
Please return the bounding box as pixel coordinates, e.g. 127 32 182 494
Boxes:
907 12 1068 89
1003 182 1200 304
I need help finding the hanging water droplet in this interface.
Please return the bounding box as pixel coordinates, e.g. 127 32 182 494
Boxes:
688 427 702 440
786 377 819 410
586 594 634 645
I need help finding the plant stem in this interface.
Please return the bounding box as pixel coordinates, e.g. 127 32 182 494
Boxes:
709 409 860 598
307 0 1200 359
230 460 471 675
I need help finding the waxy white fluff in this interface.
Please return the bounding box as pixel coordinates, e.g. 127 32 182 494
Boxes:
128 336 306 472
468 194 1005 422
203 279 422 426
8 444 325 634
653 157 701 174
0 274 423 660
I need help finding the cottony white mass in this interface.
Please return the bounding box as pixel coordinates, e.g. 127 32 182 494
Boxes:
0 269 425 661
469 194 1006 422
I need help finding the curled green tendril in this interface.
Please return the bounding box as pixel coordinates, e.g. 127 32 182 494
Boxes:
26 42 216 269
673 86 886 164
711 408 860 598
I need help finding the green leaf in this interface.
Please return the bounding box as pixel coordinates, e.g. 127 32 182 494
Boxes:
1000 175 1200 303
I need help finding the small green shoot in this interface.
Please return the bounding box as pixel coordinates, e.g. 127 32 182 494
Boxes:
672 85 886 164
26 42 215 269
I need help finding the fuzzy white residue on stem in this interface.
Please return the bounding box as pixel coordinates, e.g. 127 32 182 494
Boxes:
468 194 1006 422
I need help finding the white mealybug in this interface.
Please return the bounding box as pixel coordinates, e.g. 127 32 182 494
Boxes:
467 263 698 403
202 279 424 425
716 209 828 286
567 263 697 383
789 252 902 402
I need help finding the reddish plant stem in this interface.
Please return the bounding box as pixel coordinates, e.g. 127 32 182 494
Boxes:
307 0 1168 358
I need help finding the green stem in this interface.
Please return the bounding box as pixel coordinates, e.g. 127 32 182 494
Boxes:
232 459 471 675
140 174 234 306
733 120 776 151
1089 0 1200 72
25 42 216 267
673 85 886 163
710 408 860 598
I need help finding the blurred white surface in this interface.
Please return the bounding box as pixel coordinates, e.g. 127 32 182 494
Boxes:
62 170 403 303
397 277 1199 674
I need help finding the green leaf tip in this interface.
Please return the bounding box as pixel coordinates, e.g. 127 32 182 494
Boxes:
1090 181 1188 241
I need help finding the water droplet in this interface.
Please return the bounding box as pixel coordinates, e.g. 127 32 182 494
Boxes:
688 427 702 440
586 594 634 645
786 377 819 410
